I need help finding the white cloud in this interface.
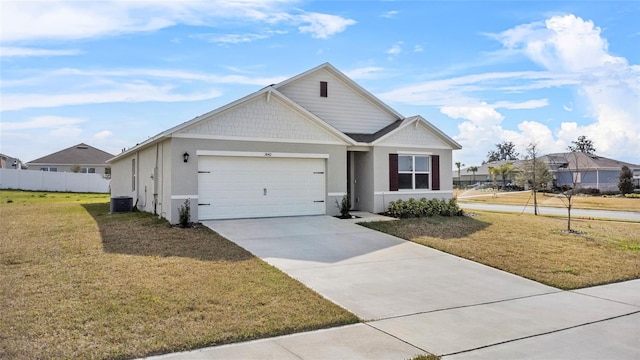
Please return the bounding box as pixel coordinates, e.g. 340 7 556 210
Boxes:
297 12 357 39
386 41 403 56
1 1 356 43
446 14 640 165
491 99 549 110
344 66 385 80
94 130 113 140
0 116 84 131
380 11 399 19
191 29 288 44
1 84 222 111
414 45 424 53
0 47 82 57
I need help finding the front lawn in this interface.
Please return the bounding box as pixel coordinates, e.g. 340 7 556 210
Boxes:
363 211 640 289
0 191 357 359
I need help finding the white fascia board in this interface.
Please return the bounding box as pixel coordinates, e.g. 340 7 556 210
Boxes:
196 150 330 159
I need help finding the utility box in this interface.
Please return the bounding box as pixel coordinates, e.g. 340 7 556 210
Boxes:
110 196 133 213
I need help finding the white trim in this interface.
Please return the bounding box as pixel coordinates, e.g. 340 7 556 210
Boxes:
375 190 452 196
382 143 452 150
397 150 433 155
173 133 345 145
196 150 330 159
171 195 198 200
327 192 347 197
346 146 371 152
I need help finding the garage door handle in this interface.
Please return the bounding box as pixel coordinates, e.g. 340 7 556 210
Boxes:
198 203 211 206
264 188 267 196
313 200 325 203
198 171 211 173
313 171 324 174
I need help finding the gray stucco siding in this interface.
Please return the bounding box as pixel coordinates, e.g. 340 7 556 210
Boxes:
371 146 454 213
169 137 347 223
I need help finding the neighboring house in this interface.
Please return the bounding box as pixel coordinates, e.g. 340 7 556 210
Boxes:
544 152 640 192
0 154 25 169
455 160 520 186
108 63 461 223
455 152 640 191
26 143 114 177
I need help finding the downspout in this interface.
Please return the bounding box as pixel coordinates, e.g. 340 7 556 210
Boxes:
135 151 140 209
153 143 159 215
596 169 600 191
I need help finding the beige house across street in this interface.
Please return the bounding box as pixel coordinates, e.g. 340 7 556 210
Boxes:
108 63 462 224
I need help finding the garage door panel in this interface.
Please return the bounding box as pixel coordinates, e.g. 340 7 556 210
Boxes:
198 156 326 220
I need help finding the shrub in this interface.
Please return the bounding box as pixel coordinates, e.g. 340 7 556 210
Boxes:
386 197 463 219
335 195 351 218
625 193 640 199
178 199 191 228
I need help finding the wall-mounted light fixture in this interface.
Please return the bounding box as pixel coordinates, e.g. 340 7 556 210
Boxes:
183 152 190 163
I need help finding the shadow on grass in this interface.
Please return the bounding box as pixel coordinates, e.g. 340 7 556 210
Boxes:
82 203 253 262
361 214 491 240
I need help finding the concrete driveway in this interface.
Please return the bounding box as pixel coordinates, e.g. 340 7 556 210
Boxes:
193 215 640 359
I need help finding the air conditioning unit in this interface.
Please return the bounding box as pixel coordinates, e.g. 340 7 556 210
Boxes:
110 196 133 213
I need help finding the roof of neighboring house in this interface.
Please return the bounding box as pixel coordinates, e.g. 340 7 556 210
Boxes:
541 152 640 171
0 153 22 168
27 143 115 166
109 63 462 163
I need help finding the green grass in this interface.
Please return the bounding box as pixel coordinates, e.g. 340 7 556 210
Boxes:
0 190 358 359
363 211 640 290
0 189 110 205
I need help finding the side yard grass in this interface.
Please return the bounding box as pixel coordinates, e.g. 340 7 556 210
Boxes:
363 211 640 290
454 189 640 212
0 191 357 360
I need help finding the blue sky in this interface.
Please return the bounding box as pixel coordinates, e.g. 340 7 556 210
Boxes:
1 1 639 167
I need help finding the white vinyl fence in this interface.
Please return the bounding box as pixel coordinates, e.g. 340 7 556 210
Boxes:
0 169 110 193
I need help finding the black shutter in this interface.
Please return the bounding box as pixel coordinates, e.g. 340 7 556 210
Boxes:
431 155 440 190
389 154 398 191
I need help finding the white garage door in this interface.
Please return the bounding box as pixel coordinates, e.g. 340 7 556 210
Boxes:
198 156 326 220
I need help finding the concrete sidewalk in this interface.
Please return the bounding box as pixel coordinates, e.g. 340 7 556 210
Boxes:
459 202 640 221
146 216 640 359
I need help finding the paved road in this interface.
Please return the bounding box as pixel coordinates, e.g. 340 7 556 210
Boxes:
145 216 640 359
459 202 640 221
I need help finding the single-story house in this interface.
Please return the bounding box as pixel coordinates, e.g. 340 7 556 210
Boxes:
108 63 462 223
26 143 114 177
545 152 640 192
455 152 640 191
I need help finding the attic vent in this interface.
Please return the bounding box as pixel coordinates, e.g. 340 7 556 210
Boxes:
320 81 328 97
77 145 88 149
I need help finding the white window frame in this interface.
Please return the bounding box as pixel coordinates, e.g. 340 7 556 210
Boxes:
398 155 430 190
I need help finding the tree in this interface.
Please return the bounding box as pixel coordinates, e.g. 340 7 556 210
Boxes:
494 162 516 189
486 141 519 162
568 135 596 154
515 143 552 215
70 164 81 173
555 151 589 232
467 166 479 184
455 162 464 186
618 166 634 194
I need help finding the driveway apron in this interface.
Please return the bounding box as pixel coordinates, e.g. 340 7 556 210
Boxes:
203 216 640 358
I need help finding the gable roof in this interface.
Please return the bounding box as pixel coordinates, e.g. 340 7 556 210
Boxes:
27 143 114 165
273 62 405 121
109 63 462 162
371 116 462 149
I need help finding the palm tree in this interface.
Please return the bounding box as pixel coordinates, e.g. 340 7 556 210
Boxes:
495 162 515 189
467 166 479 184
455 162 464 186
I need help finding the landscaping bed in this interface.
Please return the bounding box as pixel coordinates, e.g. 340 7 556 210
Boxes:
0 190 357 360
